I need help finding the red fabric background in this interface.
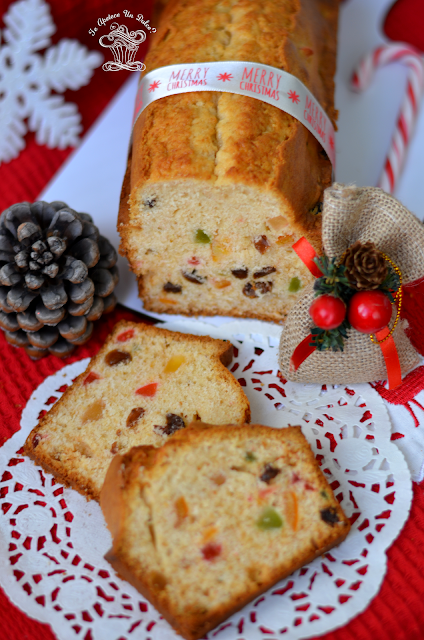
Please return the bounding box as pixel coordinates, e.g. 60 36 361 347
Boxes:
1 0 424 638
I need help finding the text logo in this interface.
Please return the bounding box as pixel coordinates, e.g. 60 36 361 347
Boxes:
99 23 146 71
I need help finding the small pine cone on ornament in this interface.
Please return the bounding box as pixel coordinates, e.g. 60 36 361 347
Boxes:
341 240 388 290
0 201 119 359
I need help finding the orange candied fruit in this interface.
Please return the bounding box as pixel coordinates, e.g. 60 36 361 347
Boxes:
136 382 158 397
116 329 135 342
164 355 186 373
159 297 178 305
83 372 101 385
211 278 231 289
276 233 295 246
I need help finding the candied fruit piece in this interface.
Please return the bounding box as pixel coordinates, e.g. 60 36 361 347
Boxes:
211 240 230 262
310 201 323 215
105 350 132 366
231 268 248 279
32 434 42 448
253 266 276 279
187 256 201 266
175 496 189 526
253 235 270 254
82 400 105 424
320 507 339 526
154 413 185 436
260 464 281 484
74 440 93 457
182 269 206 284
110 442 119 455
150 571 167 591
159 297 177 305
195 229 211 244
163 282 182 293
202 526 218 543
201 542 222 561
267 216 288 234
286 491 298 531
245 451 257 462
276 233 295 246
116 329 135 342
136 382 158 397
126 407 145 427
257 507 283 530
83 372 101 385
211 278 231 289
164 355 186 373
211 472 226 485
289 277 301 292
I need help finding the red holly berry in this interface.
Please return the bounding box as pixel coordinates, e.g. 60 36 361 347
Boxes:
348 290 392 334
309 295 346 330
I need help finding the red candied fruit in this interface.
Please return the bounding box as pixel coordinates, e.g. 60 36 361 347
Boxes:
188 257 201 266
136 383 158 397
117 329 135 343
201 543 222 561
83 372 101 385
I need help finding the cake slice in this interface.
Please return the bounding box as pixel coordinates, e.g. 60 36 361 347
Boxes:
101 422 351 640
24 321 250 501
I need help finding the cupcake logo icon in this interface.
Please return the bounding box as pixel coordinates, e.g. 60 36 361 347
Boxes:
99 23 146 71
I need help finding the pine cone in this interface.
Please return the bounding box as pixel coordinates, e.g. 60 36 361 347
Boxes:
0 201 119 359
341 241 387 290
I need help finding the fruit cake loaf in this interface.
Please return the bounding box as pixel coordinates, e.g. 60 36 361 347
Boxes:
101 422 350 640
119 0 339 323
24 321 250 501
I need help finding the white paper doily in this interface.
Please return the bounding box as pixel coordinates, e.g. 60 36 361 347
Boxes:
0 320 412 640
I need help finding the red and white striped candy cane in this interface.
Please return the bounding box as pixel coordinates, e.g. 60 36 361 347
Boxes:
351 44 424 194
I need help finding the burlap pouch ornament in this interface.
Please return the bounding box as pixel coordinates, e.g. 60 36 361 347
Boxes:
279 183 424 388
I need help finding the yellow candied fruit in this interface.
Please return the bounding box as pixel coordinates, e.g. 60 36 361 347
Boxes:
82 400 105 424
211 239 231 262
211 278 231 289
276 233 296 246
267 215 288 234
202 526 218 543
164 354 186 373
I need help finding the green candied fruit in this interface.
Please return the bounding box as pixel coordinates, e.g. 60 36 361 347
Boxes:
245 451 257 462
195 229 211 244
257 507 283 530
288 276 302 292
320 490 329 499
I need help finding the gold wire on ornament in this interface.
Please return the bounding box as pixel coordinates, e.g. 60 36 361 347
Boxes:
369 253 402 345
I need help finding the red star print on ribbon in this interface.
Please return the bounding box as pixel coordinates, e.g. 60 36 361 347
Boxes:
217 72 233 81
148 80 161 92
287 89 300 104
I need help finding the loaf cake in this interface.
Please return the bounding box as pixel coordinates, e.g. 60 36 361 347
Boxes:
101 422 350 640
119 0 339 323
24 321 250 500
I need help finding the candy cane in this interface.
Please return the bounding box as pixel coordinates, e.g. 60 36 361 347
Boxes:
351 44 424 194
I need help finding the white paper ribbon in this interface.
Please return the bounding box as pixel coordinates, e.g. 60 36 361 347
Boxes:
132 60 336 166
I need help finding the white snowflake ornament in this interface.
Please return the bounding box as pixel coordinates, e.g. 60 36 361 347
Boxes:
0 0 103 163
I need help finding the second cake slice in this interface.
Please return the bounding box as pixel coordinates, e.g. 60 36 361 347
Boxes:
24 321 250 500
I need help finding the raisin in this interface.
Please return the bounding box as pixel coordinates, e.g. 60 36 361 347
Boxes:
310 201 323 216
242 281 272 298
144 197 156 208
260 464 281 484
126 407 145 427
201 542 222 561
163 282 182 293
253 235 270 254
105 349 132 366
110 441 119 454
32 433 42 448
155 413 185 436
256 281 272 294
182 269 206 284
320 507 340 526
231 268 249 279
242 283 258 298
253 266 276 279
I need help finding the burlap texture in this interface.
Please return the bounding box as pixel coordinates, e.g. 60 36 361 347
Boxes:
279 184 423 384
